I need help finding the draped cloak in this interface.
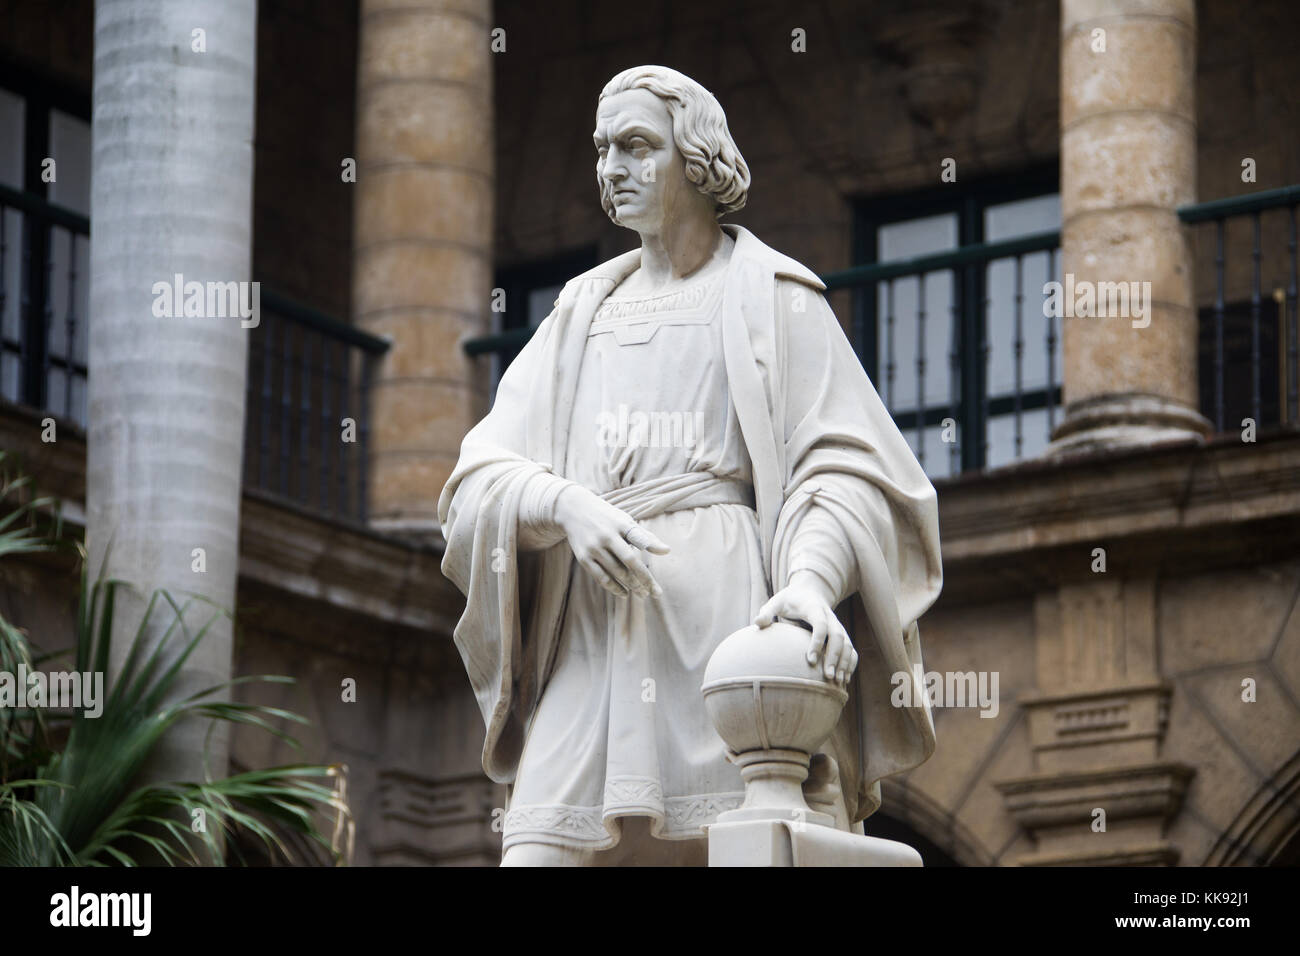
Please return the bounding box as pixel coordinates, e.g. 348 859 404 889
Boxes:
438 224 943 829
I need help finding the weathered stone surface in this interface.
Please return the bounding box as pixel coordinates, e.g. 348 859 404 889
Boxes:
1061 12 1195 124
359 7 489 86
1062 114 1196 218
1054 0 1202 451
357 81 492 172
355 166 493 249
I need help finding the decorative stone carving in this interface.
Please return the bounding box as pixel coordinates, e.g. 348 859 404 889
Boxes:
872 2 995 137
371 770 506 867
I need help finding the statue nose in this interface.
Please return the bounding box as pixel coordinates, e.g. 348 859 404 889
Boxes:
601 147 629 181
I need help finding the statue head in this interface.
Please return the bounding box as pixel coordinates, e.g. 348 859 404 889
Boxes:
594 65 750 233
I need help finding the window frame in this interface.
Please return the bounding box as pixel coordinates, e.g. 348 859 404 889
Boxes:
490 246 599 387
0 59 91 419
851 163 1060 474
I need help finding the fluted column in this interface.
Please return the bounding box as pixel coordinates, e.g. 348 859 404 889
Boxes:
1049 0 1210 453
353 0 494 535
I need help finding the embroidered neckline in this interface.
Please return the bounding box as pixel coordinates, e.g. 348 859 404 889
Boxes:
594 269 724 322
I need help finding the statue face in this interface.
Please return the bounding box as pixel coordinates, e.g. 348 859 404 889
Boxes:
594 89 697 234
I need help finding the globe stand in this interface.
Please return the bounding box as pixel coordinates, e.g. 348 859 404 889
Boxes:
701 622 924 867
714 748 835 829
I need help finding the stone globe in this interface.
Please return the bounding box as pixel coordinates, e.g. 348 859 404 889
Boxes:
702 621 849 825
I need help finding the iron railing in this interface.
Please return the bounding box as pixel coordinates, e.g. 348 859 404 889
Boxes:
824 230 1062 475
465 185 1300 474
245 290 388 522
0 183 389 523
1178 184 1300 432
464 230 1065 477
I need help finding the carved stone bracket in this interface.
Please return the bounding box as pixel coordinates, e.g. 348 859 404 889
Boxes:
996 762 1194 866
1021 681 1172 772
371 770 505 867
995 574 1196 865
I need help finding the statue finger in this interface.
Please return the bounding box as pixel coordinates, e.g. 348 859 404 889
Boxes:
611 538 661 596
823 624 844 682
594 548 641 597
624 525 670 555
844 644 860 682
585 553 629 597
830 621 853 685
807 615 828 667
754 594 787 627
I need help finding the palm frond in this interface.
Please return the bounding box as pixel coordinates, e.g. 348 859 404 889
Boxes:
0 455 352 866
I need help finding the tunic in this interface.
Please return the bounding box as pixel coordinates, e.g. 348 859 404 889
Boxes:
503 250 767 851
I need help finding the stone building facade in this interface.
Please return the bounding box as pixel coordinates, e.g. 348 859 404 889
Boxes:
0 0 1297 865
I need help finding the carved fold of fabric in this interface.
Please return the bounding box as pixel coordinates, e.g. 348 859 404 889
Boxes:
517 470 575 551
768 275 943 822
599 471 754 520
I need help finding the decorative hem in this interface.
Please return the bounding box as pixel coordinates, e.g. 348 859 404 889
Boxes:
502 776 746 851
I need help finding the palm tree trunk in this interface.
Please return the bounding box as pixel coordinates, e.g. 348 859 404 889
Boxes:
86 0 257 793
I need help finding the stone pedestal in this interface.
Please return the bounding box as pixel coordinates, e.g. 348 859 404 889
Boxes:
708 818 923 867
1049 0 1211 455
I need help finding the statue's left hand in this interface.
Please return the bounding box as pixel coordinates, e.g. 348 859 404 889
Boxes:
754 571 858 688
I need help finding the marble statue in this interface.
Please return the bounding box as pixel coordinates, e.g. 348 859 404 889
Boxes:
439 65 943 866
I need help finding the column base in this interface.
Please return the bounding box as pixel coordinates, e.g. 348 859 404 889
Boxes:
1046 393 1212 458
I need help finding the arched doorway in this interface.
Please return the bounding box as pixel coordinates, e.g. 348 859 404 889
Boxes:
866 813 962 866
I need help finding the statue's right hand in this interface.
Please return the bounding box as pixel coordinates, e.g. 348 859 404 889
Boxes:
553 485 670 599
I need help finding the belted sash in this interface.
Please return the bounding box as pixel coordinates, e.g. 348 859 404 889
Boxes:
599 472 755 522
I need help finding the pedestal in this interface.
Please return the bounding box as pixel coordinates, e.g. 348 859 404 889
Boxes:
707 817 924 867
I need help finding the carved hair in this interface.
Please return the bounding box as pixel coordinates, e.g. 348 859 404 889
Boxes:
597 65 750 220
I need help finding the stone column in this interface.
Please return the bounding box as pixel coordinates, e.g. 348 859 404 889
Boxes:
1049 0 1210 454
87 0 257 786
353 0 494 535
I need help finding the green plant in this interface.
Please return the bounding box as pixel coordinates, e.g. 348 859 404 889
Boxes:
0 452 353 866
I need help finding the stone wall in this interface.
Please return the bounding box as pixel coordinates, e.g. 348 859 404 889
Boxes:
252 0 359 317
916 434 1300 865
0 0 93 89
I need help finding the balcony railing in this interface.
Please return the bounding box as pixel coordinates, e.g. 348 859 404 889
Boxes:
464 230 1064 478
823 230 1063 475
465 185 1300 475
0 183 389 523
1179 184 1300 432
245 291 388 522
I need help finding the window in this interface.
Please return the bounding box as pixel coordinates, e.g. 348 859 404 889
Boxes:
0 64 91 427
851 167 1062 479
490 247 597 395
